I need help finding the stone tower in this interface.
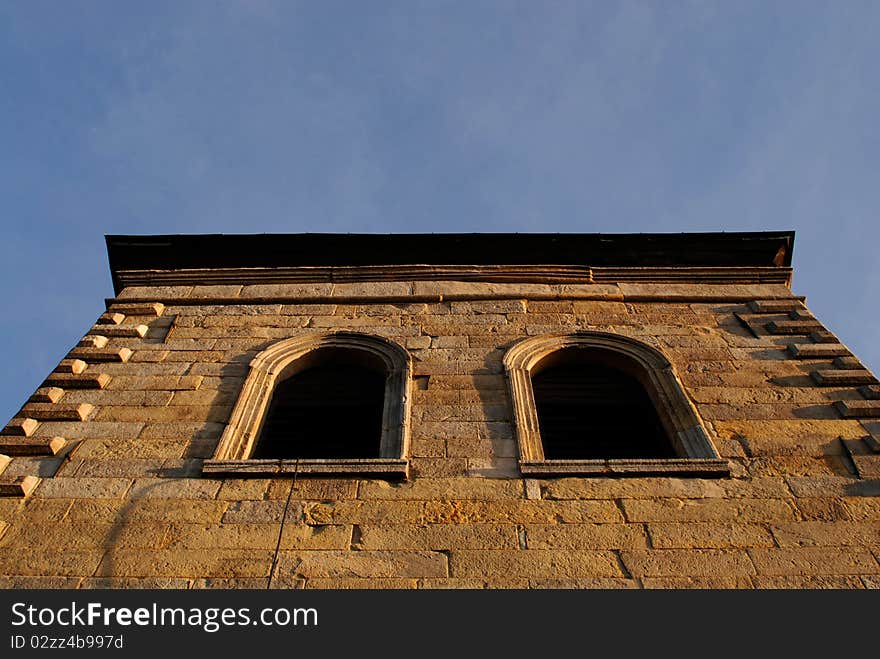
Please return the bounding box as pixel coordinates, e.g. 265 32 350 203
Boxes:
0 232 878 588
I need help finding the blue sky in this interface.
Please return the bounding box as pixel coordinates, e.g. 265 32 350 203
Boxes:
1 1 878 423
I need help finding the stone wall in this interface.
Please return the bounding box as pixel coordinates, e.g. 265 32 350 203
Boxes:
0 281 878 588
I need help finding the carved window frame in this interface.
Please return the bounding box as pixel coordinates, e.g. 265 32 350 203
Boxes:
503 332 728 477
203 331 411 478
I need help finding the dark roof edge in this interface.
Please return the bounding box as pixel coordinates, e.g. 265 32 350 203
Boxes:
105 231 795 295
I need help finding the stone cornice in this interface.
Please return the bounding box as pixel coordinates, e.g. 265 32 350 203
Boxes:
113 264 792 289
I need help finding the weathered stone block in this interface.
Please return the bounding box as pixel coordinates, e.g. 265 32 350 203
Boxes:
95 405 230 424
80 577 191 589
97 312 125 325
714 420 867 442
554 283 624 299
770 522 880 548
526 301 574 313
621 498 797 523
840 497 880 522
745 455 844 478
330 282 413 298
748 548 879 575
833 355 864 369
64 498 225 524
836 399 880 418
0 548 104 576
190 578 272 589
422 500 623 525
117 285 193 299
357 524 518 550
466 457 518 478
100 362 190 376
138 422 224 439
71 439 184 460
415 404 508 423
93 325 150 339
750 575 866 589
445 438 495 458
44 372 111 389
358 478 524 500
813 370 878 386
21 403 93 422
542 477 789 500
640 576 754 589
127 478 221 500
96 549 272 578
409 457 469 478
410 439 445 457
276 479 358 501
524 523 647 549
859 385 880 400
621 549 755 577
35 477 132 499
405 336 432 349
105 375 203 391
68 459 163 478
129 350 169 363
620 283 793 300
648 523 775 549
1 418 39 437
748 300 804 313
448 550 622 579
54 359 88 374
280 525 352 550
78 335 109 348
235 283 331 299
766 320 823 335
0 475 41 497
785 476 880 498
301 578 415 589
164 523 282 550
187 285 243 299
451 300 526 314
222 500 295 524
529 577 640 589
31 421 144 440
1 520 168 549
274 550 447 579
430 336 469 348
110 302 165 317
29 387 65 404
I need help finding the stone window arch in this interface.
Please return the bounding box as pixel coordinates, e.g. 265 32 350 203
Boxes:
203 332 411 478
503 332 728 476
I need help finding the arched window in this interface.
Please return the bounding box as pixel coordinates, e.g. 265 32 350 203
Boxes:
503 332 727 476
252 350 386 460
204 332 411 478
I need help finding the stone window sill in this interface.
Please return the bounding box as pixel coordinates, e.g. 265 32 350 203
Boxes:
520 458 730 477
202 458 409 478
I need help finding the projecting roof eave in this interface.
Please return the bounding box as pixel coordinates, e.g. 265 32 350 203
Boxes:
104 231 795 295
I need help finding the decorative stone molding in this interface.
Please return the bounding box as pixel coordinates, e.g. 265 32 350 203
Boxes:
203 331 412 478
114 264 792 289
67 347 132 363
812 370 878 386
0 475 41 498
0 436 66 456
44 372 111 389
109 302 165 316
502 332 727 477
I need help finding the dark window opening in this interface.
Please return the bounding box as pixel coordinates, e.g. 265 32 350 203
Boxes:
532 361 676 460
252 362 385 459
